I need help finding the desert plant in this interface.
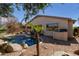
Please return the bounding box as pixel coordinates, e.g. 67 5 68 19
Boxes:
27 23 44 56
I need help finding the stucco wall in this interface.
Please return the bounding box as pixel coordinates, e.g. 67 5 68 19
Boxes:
31 17 68 30
53 32 68 41
43 31 53 36
31 16 73 38
68 20 73 38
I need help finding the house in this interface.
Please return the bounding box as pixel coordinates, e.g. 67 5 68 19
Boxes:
28 15 76 41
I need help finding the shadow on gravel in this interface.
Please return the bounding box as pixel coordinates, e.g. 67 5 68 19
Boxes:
41 35 79 46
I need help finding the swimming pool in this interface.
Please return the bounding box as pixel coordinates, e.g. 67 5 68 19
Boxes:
6 35 37 46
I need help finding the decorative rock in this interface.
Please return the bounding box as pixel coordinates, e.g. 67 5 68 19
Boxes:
0 43 8 53
53 51 69 56
21 44 28 49
53 51 76 56
6 43 23 52
39 42 43 44
2 51 22 56
3 34 13 38
0 52 2 55
62 54 69 56
4 41 8 43
5 45 14 53
0 39 5 45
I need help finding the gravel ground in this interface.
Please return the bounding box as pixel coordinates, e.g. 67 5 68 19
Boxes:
20 43 78 56
20 36 79 56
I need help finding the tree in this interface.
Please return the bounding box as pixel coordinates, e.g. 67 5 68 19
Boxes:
16 3 49 23
27 23 44 56
0 3 48 56
20 4 48 55
0 3 16 30
0 4 14 17
0 3 49 22
33 25 44 56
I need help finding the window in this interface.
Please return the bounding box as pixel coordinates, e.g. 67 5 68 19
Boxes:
46 23 58 31
55 29 67 32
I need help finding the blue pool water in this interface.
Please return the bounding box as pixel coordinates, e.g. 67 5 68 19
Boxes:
7 36 37 46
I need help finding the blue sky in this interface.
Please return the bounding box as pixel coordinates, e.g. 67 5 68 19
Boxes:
12 3 79 26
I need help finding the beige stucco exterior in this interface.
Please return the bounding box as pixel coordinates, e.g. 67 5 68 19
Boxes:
30 15 74 40
53 32 68 41
68 20 73 38
31 16 68 29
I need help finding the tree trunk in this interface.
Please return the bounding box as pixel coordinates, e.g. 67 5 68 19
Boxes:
36 32 40 56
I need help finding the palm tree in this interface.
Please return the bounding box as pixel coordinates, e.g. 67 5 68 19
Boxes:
27 23 44 56
33 25 44 56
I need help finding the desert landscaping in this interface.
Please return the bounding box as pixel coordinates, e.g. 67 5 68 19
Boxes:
0 3 79 56
0 32 79 56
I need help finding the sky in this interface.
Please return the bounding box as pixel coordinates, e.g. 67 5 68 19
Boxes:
12 3 79 26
